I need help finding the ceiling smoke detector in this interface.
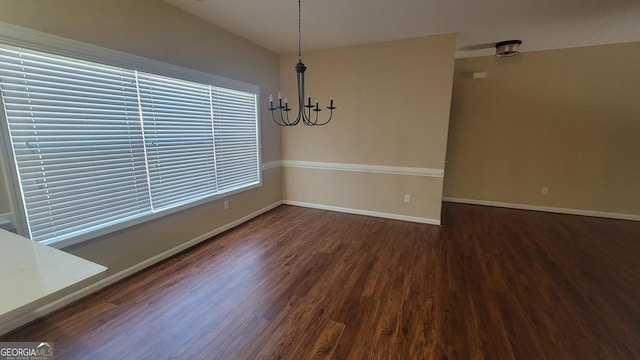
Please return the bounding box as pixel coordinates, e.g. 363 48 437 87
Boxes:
495 40 522 58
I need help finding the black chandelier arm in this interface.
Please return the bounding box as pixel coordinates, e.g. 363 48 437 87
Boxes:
269 104 301 126
270 109 289 126
268 99 335 126
302 94 336 125
302 106 335 126
268 94 307 126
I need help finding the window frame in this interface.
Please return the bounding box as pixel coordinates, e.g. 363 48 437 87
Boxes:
0 22 262 248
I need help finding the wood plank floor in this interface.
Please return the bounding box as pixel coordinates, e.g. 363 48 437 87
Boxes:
2 203 639 359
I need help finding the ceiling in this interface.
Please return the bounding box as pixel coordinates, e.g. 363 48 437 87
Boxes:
164 0 640 58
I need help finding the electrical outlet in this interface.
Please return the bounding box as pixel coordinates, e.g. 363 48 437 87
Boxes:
540 187 548 195
224 200 229 209
404 194 411 203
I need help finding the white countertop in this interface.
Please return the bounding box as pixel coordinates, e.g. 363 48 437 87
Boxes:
0 229 107 328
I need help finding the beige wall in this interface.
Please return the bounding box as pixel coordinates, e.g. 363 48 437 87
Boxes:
0 0 282 273
280 34 456 222
444 42 640 216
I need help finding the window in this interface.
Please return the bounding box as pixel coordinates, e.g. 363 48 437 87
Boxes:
0 43 260 246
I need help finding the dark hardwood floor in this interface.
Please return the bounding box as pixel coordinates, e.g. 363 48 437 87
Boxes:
2 203 639 359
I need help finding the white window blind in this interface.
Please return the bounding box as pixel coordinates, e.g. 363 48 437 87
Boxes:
137 73 218 210
0 44 260 245
212 87 259 192
0 47 151 243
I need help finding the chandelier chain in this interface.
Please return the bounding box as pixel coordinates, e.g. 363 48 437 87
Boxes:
298 0 302 61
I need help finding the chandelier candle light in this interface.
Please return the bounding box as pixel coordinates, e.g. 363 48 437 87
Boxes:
268 0 336 126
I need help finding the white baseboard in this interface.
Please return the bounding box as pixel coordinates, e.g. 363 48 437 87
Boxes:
282 200 440 225
442 197 640 221
0 201 283 336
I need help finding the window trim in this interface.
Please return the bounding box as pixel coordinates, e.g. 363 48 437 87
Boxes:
0 22 262 249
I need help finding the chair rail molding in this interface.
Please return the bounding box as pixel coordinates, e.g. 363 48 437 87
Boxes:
281 160 444 177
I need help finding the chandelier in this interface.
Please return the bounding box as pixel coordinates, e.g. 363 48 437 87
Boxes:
268 0 336 126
